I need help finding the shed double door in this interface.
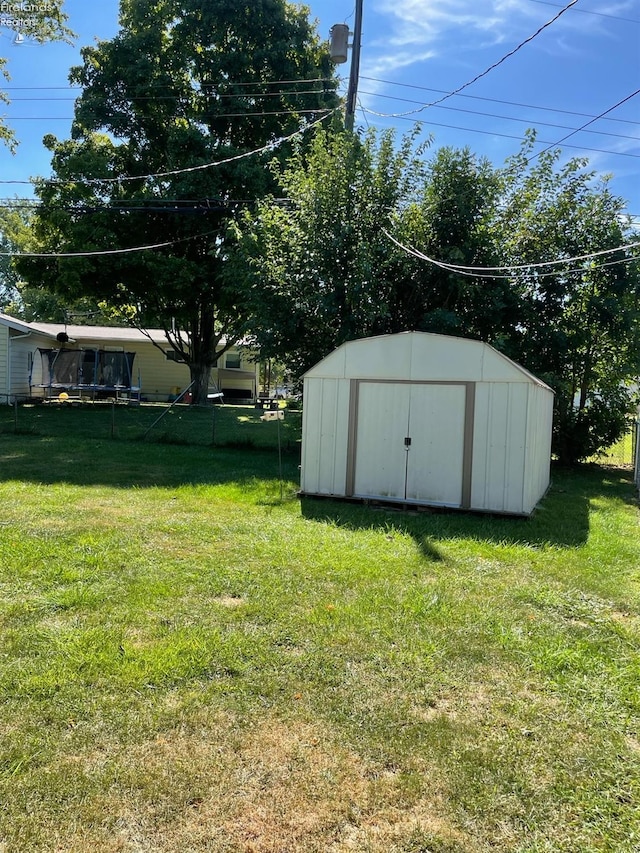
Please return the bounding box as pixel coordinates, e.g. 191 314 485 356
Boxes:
352 381 466 506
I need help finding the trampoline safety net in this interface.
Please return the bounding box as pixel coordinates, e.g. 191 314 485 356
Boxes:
36 348 138 398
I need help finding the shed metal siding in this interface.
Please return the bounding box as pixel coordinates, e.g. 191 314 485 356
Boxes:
471 382 530 514
306 332 542 386
523 383 553 512
300 377 350 495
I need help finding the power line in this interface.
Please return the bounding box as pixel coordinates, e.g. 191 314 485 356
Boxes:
364 0 581 120
0 229 220 259
358 90 640 143
526 89 640 164
0 109 337 186
383 230 640 280
525 0 640 24
5 88 330 102
394 235 640 272
1 77 337 92
360 77 640 128
362 109 640 160
6 107 334 121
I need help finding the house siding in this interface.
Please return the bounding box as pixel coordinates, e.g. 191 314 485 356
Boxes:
9 334 35 399
0 325 8 401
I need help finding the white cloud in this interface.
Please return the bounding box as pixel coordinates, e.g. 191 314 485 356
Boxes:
364 49 438 79
366 0 609 75
373 0 516 46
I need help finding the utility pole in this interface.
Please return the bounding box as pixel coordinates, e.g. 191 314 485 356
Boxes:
330 0 363 132
345 0 363 131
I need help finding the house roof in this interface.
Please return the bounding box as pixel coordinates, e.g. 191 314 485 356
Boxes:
1 314 256 350
0 312 57 338
28 323 173 345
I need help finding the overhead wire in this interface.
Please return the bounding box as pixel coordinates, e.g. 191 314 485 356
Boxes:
358 89 640 143
5 107 336 121
525 89 640 165
0 108 338 186
382 229 640 280
525 0 640 24
0 229 221 258
8 74 632 130
5 88 331 102
357 109 640 160
1 77 338 91
361 77 640 127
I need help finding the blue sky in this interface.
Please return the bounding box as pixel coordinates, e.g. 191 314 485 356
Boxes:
1 0 639 219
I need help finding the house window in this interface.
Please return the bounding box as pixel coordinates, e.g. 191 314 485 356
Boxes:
165 350 180 362
225 353 241 369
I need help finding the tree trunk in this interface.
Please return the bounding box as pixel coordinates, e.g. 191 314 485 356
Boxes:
189 361 213 405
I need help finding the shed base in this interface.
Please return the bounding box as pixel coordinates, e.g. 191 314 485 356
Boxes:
298 491 536 518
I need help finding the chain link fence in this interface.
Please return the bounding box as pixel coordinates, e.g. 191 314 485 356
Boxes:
596 418 638 468
0 400 302 452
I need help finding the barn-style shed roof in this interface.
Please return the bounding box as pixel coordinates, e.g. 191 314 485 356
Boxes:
304 331 552 390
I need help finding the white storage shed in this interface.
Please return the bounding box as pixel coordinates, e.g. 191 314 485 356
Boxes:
300 332 554 516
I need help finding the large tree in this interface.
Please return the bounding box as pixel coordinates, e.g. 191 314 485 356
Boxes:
230 127 429 375
232 129 518 376
20 0 339 402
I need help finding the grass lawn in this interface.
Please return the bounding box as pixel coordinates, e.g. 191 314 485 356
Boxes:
0 404 638 852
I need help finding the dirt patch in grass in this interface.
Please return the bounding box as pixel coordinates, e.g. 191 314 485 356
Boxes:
50 715 468 853
212 596 246 608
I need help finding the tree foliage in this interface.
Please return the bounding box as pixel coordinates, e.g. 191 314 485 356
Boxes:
234 128 640 463
232 129 521 376
19 0 339 402
230 128 426 375
495 142 640 464
0 204 113 321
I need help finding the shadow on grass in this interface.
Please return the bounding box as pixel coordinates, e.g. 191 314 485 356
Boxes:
300 465 637 553
0 403 303 458
0 432 299 490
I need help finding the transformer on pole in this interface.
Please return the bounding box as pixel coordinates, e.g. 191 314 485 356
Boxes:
329 23 349 64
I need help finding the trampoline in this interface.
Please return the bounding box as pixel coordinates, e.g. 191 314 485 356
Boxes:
32 348 141 402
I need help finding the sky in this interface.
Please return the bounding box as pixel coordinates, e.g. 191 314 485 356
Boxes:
1 0 639 220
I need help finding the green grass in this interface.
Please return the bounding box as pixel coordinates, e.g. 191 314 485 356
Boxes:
0 399 301 451
596 423 637 467
0 404 638 852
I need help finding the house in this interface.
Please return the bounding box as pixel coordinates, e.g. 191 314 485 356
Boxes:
0 313 259 403
0 313 56 403
300 331 554 516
